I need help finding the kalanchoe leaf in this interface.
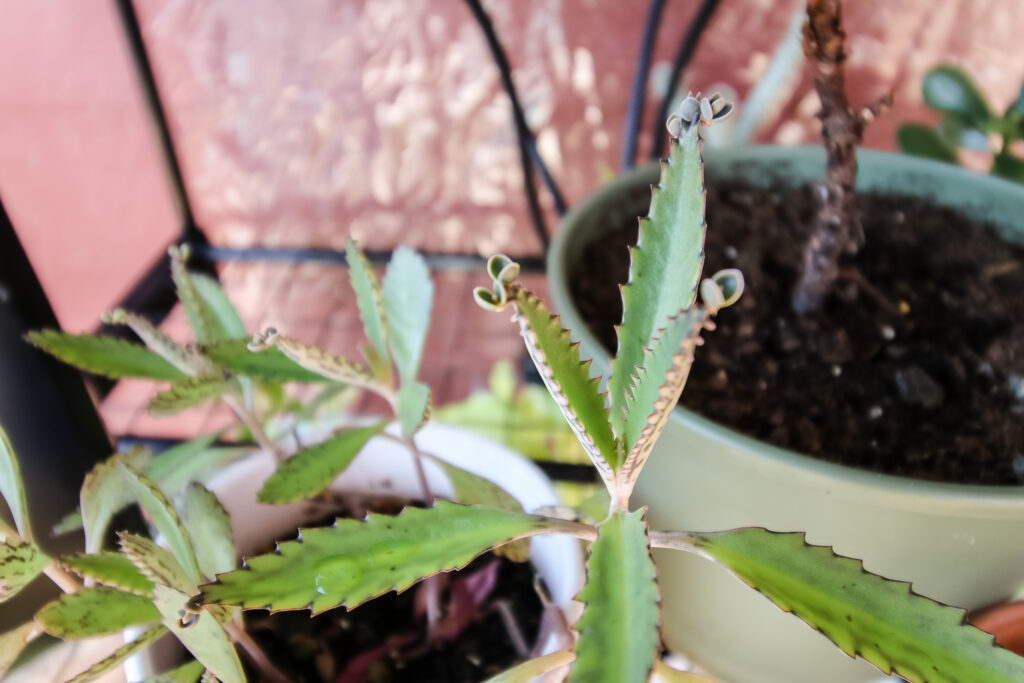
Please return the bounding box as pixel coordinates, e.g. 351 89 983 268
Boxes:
248 329 381 392
0 621 42 679
0 425 31 539
143 431 222 495
141 658 205 683
257 423 386 504
346 238 391 373
80 449 153 554
64 623 167 683
437 462 528 562
24 330 188 382
483 649 574 682
570 510 659 683
0 540 49 603
486 254 520 285
178 483 236 579
170 246 220 346
119 533 196 594
153 584 245 683
382 246 434 385
922 65 993 123
197 501 570 614
396 381 431 437
61 551 155 596
189 272 247 342
897 123 958 162
102 309 212 376
147 373 231 416
654 528 1024 682
202 338 327 383
35 586 160 639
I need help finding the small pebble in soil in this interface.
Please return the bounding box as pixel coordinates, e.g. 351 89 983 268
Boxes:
895 366 945 409
831 365 842 377
868 405 883 420
880 325 895 340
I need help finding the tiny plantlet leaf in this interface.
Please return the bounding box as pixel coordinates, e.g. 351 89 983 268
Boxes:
147 373 231 416
178 483 236 580
0 425 31 539
678 529 1024 682
396 381 431 437
248 329 381 392
203 338 328 383
197 501 565 614
382 245 434 386
486 254 520 285
35 586 160 639
257 423 386 504
570 509 659 683
0 621 42 679
472 285 507 312
346 238 391 370
24 330 188 382
60 552 155 596
0 540 49 603
63 623 167 683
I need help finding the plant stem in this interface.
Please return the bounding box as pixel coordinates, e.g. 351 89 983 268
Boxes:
226 619 291 683
43 562 81 594
223 393 283 461
792 0 890 314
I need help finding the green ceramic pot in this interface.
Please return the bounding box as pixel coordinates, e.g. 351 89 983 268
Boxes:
548 147 1024 683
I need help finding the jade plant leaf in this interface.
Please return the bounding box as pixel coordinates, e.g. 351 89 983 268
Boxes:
661 528 1024 683
101 309 212 376
178 483 236 579
0 621 42 678
148 374 231 416
570 509 659 683
64 623 167 683
141 658 205 683
484 649 574 682
202 338 328 383
198 501 568 614
258 423 386 504
381 245 433 385
992 153 1024 183
897 123 959 163
0 540 49 603
61 551 155 596
396 381 431 437
190 273 247 342
35 586 160 639
0 425 31 539
24 330 187 382
249 330 381 391
609 108 710 439
347 238 390 371
923 65 993 123
505 285 618 486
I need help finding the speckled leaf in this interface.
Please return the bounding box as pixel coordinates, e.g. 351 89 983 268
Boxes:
118 533 195 595
170 248 218 346
610 119 707 442
24 330 187 382
570 509 659 683
101 309 211 376
258 423 385 504
438 462 528 562
255 333 380 391
382 246 433 385
202 339 328 383
178 483 236 579
141 659 205 683
507 285 617 486
198 501 563 614
61 552 155 596
153 584 245 683
148 374 230 416
0 621 41 678
396 381 430 437
347 239 390 370
484 649 574 682
0 540 48 603
64 623 166 683
0 425 31 539
144 431 222 495
687 529 1024 682
74 449 154 547
35 586 159 639
190 273 247 342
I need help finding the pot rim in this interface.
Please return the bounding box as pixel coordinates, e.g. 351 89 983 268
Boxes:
548 145 1024 503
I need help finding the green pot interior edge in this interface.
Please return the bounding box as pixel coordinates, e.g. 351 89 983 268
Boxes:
548 146 1024 501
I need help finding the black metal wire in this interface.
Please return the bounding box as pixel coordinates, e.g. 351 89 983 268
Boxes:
622 0 667 170
463 0 568 252
650 0 722 160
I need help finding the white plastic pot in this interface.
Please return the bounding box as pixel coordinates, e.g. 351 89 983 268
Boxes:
125 422 585 680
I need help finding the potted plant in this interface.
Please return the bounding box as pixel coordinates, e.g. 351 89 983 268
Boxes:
545 1 1024 681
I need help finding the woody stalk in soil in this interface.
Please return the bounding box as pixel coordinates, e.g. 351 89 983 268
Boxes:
793 0 892 314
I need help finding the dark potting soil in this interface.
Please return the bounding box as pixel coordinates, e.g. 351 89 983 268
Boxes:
242 505 544 682
570 182 1024 485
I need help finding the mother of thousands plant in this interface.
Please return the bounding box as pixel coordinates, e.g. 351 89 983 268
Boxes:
4 95 1024 683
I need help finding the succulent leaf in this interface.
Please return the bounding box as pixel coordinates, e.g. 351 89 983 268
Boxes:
80 449 153 554
140 659 205 683
897 124 958 163
680 528 1024 682
24 330 187 382
922 65 993 123
147 373 230 416
257 423 386 504
346 238 391 371
437 461 528 562
0 425 31 539
202 338 329 383
382 246 433 385
143 431 223 495
61 552 155 596
0 540 49 603
119 533 196 594
198 501 564 614
483 649 574 682
64 623 166 683
248 330 381 392
396 381 431 437
178 483 236 579
570 509 660 683
101 309 212 376
189 272 247 342
35 586 160 639
153 584 245 683
0 621 42 679
170 247 220 346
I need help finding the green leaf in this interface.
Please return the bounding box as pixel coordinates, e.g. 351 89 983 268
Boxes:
258 423 386 504
61 551 155 596
24 330 187 381
0 425 31 539
506 285 618 486
52 509 83 535
143 431 222 494
937 116 991 151
190 273 247 341
198 501 564 613
484 649 574 682
992 154 1024 184
119 533 196 594
610 118 708 444
153 584 245 683
396 381 430 437
77 449 154 551
897 123 958 162
35 586 159 639
101 309 212 376
141 659 205 683
570 510 659 683
347 239 390 369
147 374 230 416
682 528 1024 682
202 338 328 383
0 621 41 679
922 65 993 123
0 540 49 603
178 483 236 579
249 331 380 390
170 247 217 346
382 246 433 384
64 623 166 683
438 462 528 562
